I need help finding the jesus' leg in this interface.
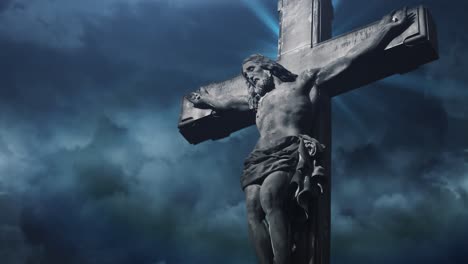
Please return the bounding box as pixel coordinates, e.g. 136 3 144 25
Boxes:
245 184 274 264
259 171 290 264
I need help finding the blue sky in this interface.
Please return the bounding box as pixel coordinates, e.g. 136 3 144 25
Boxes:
1 0 468 263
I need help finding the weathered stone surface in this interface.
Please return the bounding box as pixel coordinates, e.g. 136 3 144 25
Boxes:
178 2 438 264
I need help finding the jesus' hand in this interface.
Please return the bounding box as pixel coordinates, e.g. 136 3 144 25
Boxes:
187 87 214 109
381 7 416 32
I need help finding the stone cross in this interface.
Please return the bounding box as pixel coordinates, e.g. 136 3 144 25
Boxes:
178 1 438 263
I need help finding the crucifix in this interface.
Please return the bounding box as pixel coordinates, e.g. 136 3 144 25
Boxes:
178 1 438 263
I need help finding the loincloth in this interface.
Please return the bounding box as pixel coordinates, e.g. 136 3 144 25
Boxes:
242 134 326 220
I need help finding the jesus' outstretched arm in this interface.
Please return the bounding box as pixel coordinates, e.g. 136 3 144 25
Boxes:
187 87 250 112
307 7 415 90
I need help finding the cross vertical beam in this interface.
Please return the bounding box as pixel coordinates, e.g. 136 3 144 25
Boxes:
313 96 332 264
278 2 334 263
311 2 332 263
278 0 333 59
311 0 333 46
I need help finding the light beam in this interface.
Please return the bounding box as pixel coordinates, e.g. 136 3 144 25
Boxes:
240 0 279 38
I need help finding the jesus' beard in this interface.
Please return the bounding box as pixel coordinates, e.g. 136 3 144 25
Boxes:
255 75 275 96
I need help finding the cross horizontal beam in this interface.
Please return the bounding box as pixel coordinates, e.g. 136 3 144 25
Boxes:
178 6 437 145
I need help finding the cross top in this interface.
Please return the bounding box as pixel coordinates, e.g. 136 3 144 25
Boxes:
278 0 333 57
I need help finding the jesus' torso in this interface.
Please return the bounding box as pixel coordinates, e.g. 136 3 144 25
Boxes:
255 73 320 149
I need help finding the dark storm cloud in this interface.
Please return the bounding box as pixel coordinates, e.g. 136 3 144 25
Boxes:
11 116 256 264
0 194 40 264
0 1 269 263
0 0 276 121
327 0 468 262
1 0 468 264
0 0 12 12
331 145 468 263
329 91 467 263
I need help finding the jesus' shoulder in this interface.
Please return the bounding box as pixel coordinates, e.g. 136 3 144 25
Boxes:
295 55 356 103
295 68 323 104
299 53 355 89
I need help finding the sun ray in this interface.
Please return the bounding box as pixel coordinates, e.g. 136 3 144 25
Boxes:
349 87 395 116
332 0 342 9
380 74 431 94
240 0 279 38
333 97 367 135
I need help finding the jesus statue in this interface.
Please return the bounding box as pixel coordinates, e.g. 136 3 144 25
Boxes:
188 9 414 264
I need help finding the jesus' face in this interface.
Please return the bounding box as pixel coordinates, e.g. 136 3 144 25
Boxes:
242 61 274 96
